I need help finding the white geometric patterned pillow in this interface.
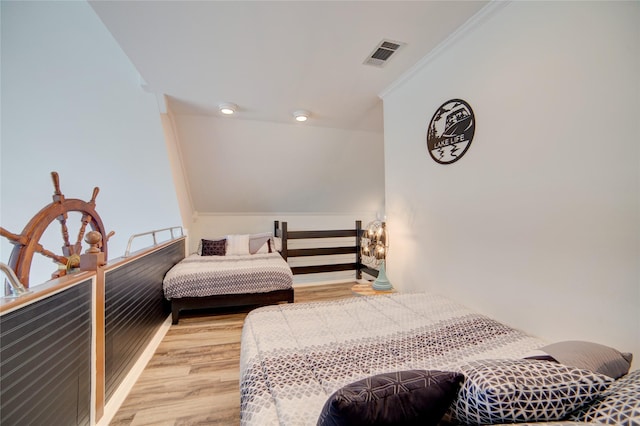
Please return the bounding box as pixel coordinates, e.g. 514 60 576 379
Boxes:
568 369 640 425
450 359 613 425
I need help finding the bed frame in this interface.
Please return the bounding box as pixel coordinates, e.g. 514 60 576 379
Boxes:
170 289 293 324
274 220 379 280
170 220 378 324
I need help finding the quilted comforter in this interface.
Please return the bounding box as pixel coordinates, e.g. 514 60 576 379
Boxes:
163 252 293 299
239 292 546 426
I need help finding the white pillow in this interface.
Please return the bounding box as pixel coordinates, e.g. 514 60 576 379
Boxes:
226 234 250 256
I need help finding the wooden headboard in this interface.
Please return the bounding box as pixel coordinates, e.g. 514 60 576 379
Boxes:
274 220 378 279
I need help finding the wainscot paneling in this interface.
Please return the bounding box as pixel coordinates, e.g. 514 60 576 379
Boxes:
104 239 185 402
0 279 93 426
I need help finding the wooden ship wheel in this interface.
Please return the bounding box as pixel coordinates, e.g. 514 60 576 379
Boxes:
0 171 113 287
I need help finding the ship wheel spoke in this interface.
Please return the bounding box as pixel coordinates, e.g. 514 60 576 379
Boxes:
51 172 74 257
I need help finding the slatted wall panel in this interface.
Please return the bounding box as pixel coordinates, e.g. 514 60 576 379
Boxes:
104 240 184 402
0 279 93 426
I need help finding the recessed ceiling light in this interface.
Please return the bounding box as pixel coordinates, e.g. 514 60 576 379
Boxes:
219 103 238 115
293 110 310 122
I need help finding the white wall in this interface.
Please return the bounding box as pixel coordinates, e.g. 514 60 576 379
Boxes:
173 114 385 214
1 1 182 287
383 2 639 364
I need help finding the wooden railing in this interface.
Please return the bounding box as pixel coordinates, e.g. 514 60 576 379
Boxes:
274 220 378 279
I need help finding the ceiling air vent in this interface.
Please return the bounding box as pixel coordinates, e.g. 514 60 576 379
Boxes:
364 39 406 67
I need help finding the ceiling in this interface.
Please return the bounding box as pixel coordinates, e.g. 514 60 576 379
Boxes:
90 1 489 133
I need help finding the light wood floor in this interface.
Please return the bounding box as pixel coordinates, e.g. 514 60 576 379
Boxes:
109 282 357 426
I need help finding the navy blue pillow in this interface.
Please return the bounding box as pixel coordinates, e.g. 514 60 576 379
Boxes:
317 370 463 426
201 238 226 256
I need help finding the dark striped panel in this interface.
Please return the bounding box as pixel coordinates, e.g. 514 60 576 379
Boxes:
0 279 93 426
104 240 184 402
287 246 357 257
291 263 358 275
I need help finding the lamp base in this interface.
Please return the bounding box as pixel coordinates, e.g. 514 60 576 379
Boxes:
372 260 393 291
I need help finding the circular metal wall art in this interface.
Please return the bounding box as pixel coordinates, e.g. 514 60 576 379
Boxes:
426 98 475 165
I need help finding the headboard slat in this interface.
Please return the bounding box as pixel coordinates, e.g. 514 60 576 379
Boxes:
286 229 356 239
287 247 356 257
291 263 358 275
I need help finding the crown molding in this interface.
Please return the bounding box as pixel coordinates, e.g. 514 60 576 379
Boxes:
379 0 512 99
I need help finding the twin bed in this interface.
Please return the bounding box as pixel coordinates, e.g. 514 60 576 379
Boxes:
163 228 294 324
162 222 638 425
163 251 293 324
163 221 369 324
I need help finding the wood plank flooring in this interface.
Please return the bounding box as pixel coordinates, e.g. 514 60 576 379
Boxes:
109 282 356 426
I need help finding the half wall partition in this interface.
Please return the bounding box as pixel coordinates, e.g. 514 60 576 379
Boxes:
0 236 186 425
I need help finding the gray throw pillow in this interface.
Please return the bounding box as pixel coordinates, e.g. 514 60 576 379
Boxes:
249 233 272 254
526 341 632 379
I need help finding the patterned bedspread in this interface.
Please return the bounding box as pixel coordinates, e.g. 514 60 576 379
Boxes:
239 292 546 426
163 253 293 299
